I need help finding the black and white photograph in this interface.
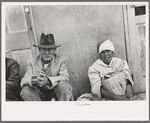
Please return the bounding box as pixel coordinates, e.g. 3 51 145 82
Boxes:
2 2 149 121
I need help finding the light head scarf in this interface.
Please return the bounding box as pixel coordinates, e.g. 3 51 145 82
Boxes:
99 40 115 54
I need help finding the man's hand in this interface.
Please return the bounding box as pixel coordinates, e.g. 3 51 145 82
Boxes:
36 71 50 87
31 75 39 87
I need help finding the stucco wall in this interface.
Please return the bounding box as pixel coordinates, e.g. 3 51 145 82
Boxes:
32 5 127 99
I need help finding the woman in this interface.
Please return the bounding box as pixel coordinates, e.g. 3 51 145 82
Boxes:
88 40 133 100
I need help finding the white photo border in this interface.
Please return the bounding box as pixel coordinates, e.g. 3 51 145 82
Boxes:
2 2 149 121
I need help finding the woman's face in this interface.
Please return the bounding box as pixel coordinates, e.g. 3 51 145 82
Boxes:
99 50 114 65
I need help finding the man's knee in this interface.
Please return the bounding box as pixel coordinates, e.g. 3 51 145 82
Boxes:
56 81 72 94
20 86 42 101
20 86 31 98
55 81 73 101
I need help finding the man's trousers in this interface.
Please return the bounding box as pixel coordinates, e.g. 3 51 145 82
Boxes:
20 81 73 101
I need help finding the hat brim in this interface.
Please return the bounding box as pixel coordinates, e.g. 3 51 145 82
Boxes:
33 44 61 48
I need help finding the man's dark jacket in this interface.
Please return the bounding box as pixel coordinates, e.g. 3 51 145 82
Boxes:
6 58 21 101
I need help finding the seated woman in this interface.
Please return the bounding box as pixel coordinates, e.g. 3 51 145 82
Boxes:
88 40 133 101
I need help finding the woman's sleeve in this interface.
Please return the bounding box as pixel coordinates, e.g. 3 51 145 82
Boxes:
88 66 102 98
122 60 134 86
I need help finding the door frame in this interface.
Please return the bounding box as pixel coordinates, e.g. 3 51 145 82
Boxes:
122 4 148 93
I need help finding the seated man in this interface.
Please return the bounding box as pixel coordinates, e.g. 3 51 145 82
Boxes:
88 40 133 101
20 33 73 101
6 57 20 101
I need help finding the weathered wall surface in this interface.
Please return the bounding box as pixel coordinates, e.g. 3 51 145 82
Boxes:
32 5 127 99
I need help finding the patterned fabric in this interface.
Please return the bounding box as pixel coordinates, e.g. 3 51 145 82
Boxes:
76 93 101 101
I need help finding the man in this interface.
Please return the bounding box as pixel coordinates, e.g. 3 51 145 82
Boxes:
20 33 73 101
88 40 133 100
6 57 20 101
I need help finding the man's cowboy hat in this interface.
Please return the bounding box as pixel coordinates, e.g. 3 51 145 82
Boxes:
33 33 61 48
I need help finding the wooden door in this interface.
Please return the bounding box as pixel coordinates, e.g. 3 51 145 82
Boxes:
134 5 146 90
5 5 38 78
123 4 147 93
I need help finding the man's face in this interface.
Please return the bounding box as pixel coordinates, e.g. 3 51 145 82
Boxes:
99 50 114 65
39 48 56 63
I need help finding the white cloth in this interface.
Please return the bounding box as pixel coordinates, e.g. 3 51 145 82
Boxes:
43 64 49 71
102 72 127 95
88 57 133 98
99 40 115 54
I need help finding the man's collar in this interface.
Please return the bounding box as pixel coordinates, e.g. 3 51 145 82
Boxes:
36 55 54 66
